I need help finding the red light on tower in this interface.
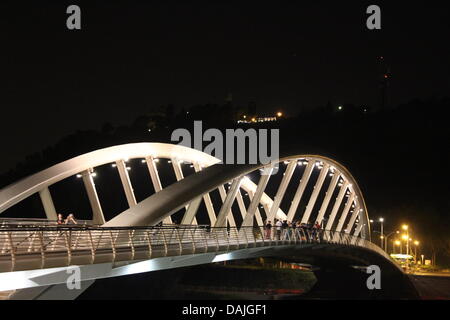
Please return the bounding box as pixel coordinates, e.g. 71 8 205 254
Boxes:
384 74 388 79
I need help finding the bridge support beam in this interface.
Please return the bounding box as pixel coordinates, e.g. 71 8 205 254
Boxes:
286 161 314 222
346 204 361 234
242 167 273 226
215 178 242 227
181 196 202 225
38 187 57 221
316 172 340 225
325 181 349 231
354 222 364 237
218 185 237 227
115 160 137 208
145 156 172 224
247 190 264 226
193 163 217 225
81 170 105 225
172 160 197 225
335 193 355 232
268 161 297 221
301 163 330 224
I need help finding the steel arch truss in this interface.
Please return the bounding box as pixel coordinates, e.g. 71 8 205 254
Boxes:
0 143 370 239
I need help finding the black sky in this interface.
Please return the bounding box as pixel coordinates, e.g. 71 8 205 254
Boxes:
1 1 449 172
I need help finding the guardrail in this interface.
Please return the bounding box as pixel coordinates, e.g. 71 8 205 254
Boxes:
0 218 94 227
0 225 384 273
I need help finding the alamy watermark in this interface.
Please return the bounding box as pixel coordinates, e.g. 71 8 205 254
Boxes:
171 121 279 174
366 265 381 290
66 266 81 290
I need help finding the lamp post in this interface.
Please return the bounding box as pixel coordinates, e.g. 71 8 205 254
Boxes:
402 225 410 270
395 240 402 254
384 230 400 252
413 240 419 264
379 218 384 249
369 218 384 248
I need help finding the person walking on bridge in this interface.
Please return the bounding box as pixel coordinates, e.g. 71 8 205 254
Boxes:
275 219 282 240
264 220 272 239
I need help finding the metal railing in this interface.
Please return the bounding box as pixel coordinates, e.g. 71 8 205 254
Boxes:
0 225 383 273
0 218 94 227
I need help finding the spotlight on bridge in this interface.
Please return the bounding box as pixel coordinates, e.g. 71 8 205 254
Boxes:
141 159 146 163
76 174 82 178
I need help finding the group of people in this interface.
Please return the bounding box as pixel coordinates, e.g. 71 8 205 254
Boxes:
264 219 322 241
56 213 78 225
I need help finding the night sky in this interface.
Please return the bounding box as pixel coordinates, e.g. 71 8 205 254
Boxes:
0 1 449 172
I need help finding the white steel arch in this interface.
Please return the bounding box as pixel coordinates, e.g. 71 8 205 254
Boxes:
0 143 286 226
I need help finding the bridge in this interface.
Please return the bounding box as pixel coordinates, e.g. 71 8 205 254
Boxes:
0 143 417 299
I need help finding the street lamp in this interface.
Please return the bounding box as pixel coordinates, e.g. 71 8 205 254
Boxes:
384 230 399 252
379 218 384 249
394 240 401 254
370 218 384 248
413 240 419 263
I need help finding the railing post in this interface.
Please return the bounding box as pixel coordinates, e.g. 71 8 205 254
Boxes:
175 228 183 255
7 231 15 271
213 228 220 252
109 230 117 262
87 229 95 263
128 230 135 260
242 227 249 249
161 228 168 256
64 230 72 266
259 226 265 247
201 227 209 253
224 228 230 252
190 227 197 253
38 231 45 268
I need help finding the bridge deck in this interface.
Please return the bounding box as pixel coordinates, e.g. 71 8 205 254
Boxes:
0 224 383 273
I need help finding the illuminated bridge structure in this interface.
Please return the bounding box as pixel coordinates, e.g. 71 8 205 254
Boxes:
0 143 416 299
